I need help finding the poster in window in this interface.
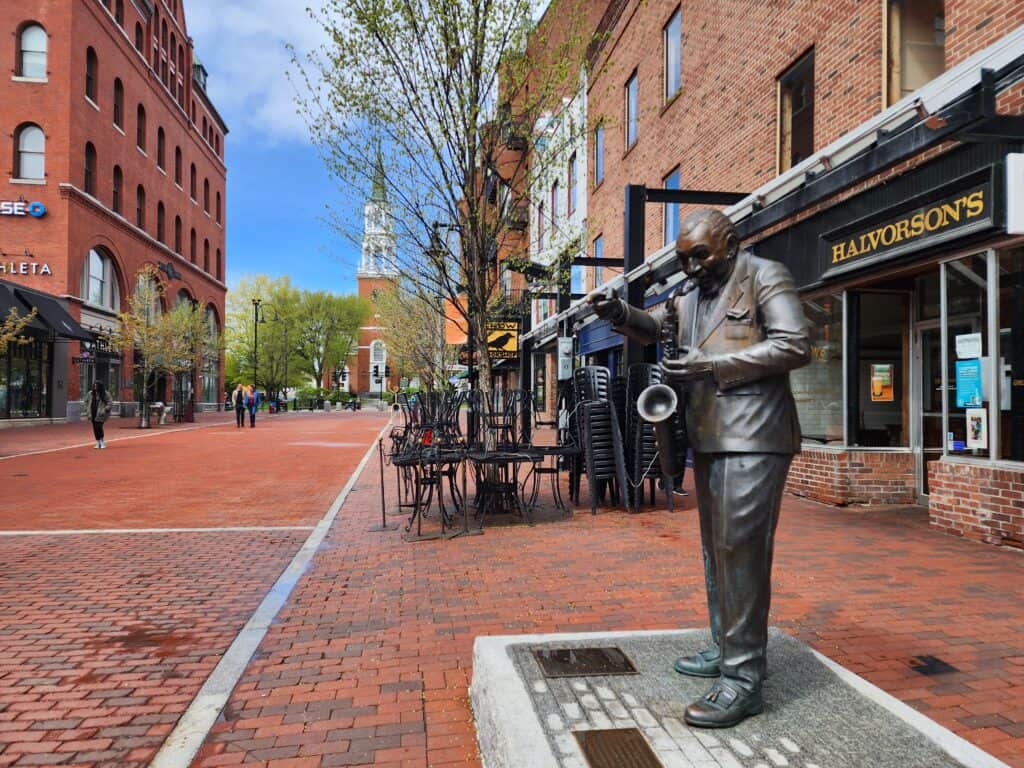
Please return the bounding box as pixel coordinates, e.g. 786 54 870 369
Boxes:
966 408 988 449
955 359 983 408
870 363 894 402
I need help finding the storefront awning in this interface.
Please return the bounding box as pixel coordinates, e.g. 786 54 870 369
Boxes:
12 287 94 341
0 283 49 334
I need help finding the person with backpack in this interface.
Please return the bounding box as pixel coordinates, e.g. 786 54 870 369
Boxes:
232 383 246 428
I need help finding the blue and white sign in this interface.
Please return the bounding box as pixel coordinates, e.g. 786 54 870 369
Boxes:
955 359 983 408
0 200 46 217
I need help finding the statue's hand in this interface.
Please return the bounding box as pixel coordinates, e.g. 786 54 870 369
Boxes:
661 347 715 383
586 288 626 323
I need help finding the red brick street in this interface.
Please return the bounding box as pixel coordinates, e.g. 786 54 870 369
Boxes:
0 412 1022 767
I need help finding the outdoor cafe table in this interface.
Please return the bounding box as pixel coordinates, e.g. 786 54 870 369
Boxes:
466 450 542 526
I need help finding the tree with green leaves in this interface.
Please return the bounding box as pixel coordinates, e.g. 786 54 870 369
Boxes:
295 291 370 390
294 0 595 407
374 283 458 391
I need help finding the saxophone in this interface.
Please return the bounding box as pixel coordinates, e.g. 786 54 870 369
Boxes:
635 280 695 478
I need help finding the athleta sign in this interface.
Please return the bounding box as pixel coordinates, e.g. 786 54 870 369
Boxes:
0 262 52 276
0 200 46 217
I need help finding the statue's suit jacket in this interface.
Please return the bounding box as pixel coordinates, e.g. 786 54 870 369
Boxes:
614 250 810 454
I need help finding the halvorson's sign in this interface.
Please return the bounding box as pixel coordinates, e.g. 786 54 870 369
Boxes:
824 185 988 269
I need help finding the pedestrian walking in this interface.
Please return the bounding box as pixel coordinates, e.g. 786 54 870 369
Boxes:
232 383 246 427
247 385 261 428
86 381 112 449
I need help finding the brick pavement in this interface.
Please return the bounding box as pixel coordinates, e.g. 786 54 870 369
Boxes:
0 411 388 767
193 442 1024 768
1 413 1022 767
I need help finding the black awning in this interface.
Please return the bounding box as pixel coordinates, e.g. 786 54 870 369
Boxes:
0 283 50 334
13 288 94 341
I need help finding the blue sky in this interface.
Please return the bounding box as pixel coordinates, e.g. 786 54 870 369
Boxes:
186 2 364 294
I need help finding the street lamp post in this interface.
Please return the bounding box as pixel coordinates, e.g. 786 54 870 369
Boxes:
252 297 262 388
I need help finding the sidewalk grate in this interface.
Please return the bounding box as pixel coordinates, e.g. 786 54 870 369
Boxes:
533 647 638 678
910 655 960 676
575 728 662 768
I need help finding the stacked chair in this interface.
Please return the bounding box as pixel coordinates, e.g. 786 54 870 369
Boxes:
572 366 628 515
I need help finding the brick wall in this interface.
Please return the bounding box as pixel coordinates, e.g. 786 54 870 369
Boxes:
929 460 1024 547
788 448 916 506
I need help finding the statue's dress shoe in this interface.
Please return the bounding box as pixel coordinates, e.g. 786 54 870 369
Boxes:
673 647 721 677
684 681 763 729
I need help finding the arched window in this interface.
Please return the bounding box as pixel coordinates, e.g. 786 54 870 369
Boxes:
161 19 168 50
85 47 98 102
157 126 165 169
216 248 222 281
112 165 123 214
216 191 221 224
156 201 165 242
136 185 146 228
202 116 207 138
174 146 182 185
82 247 120 311
174 216 182 254
17 23 47 78
203 239 210 272
134 23 143 52
189 163 196 199
114 0 124 26
136 104 146 150
203 179 210 212
175 288 193 307
113 78 124 128
189 228 196 263
370 341 386 367
215 134 221 156
84 142 96 195
14 123 44 180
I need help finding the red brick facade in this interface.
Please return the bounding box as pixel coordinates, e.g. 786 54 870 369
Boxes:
788 450 917 507
0 0 226 414
928 460 1024 547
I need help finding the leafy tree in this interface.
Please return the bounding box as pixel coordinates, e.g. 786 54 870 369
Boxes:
295 291 369 389
224 274 302 397
374 284 457 391
0 306 37 356
294 0 594 406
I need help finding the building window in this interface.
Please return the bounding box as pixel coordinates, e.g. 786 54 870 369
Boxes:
203 239 210 272
778 49 815 173
792 294 844 444
136 104 146 150
174 146 182 185
14 123 45 180
112 165 123 214
887 0 945 106
216 191 222 224
136 185 146 228
189 228 196 263
84 142 97 195
594 125 604 185
114 0 124 26
536 201 545 252
113 78 124 128
550 180 559 224
190 164 196 199
216 248 222 281
174 216 182 254
82 247 120 310
567 153 577 215
593 234 604 287
85 47 98 103
203 179 210 212
625 70 638 149
157 127 165 169
17 23 47 78
848 291 909 447
134 23 143 52
157 201 165 242
663 167 680 245
997 246 1024 462
664 7 681 101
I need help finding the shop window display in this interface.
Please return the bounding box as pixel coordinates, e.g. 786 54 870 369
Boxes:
792 294 843 444
998 246 1024 462
944 253 989 458
850 292 909 447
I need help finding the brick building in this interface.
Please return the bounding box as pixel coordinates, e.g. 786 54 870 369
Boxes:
519 2 1024 546
0 0 227 424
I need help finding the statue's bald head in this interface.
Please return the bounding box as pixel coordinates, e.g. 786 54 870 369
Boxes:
675 208 739 291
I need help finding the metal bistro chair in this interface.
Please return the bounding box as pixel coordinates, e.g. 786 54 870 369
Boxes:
524 389 579 516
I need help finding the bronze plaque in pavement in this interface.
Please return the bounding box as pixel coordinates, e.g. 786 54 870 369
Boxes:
533 647 638 677
575 728 662 768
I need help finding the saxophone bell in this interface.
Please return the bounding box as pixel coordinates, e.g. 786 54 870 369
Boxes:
637 384 686 478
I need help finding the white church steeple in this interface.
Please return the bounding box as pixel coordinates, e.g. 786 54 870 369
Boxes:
357 149 398 278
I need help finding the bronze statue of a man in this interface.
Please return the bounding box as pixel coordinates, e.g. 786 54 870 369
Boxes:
588 208 810 728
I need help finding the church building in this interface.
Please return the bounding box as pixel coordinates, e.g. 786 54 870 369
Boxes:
351 156 399 397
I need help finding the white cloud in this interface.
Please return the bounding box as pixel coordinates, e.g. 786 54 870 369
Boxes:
185 1 328 143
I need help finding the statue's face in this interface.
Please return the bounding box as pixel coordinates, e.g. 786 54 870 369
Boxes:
676 216 735 292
